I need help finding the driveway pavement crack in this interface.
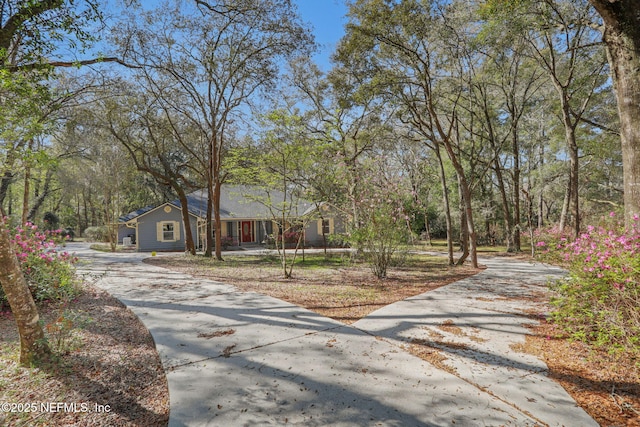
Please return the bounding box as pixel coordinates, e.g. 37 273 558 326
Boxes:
165 325 345 371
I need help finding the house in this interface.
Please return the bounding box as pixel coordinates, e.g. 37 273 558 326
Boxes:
118 185 342 252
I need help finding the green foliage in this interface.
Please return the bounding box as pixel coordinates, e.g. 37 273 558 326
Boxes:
0 0 102 67
83 226 109 242
342 158 413 279
537 214 640 354
0 224 80 307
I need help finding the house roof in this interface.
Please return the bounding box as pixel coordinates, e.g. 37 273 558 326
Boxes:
119 204 155 222
119 185 316 223
176 185 315 219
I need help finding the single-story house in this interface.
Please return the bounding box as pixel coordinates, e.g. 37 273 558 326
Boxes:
118 185 342 252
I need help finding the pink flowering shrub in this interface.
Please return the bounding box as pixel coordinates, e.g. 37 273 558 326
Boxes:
0 222 79 306
539 214 639 353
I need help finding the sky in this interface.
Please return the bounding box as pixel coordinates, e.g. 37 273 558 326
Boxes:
293 0 349 70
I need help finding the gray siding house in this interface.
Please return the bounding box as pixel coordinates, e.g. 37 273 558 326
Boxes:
118 203 200 252
118 185 343 252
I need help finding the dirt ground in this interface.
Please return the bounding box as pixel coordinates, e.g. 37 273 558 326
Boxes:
0 285 169 427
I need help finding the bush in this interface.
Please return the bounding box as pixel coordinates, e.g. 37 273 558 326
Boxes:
0 223 80 306
220 236 237 249
83 226 109 242
537 213 640 353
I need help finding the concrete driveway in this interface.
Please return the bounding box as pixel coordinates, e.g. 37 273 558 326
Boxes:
72 243 597 427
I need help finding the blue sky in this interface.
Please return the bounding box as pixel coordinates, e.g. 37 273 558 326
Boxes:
294 0 348 70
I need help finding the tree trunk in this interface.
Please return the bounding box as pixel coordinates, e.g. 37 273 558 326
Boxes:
176 190 196 255
457 183 470 266
511 130 522 251
559 174 571 233
27 169 54 224
589 0 640 226
538 141 545 229
213 179 223 261
205 182 214 258
22 162 30 225
0 171 14 208
0 219 51 366
442 138 478 268
433 143 454 265
494 163 514 252
204 141 214 257
560 101 581 238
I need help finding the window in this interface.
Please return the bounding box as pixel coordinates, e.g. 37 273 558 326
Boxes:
157 221 180 242
163 223 175 241
317 218 334 235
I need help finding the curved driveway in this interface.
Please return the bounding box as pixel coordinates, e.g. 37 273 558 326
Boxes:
72 243 597 427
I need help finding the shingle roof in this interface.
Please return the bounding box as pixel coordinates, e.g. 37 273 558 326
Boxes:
119 185 316 222
118 205 156 222
176 185 314 219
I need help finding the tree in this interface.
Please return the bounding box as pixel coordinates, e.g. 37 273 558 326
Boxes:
588 0 640 226
524 1 607 237
0 218 50 364
231 110 318 278
0 0 104 365
338 0 486 267
116 0 313 260
101 85 201 254
288 59 390 249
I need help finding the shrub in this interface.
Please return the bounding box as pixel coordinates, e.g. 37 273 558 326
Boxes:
83 225 109 242
220 236 237 249
0 223 80 306
538 213 640 353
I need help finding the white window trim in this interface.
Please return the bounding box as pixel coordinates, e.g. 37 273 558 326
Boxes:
157 221 181 242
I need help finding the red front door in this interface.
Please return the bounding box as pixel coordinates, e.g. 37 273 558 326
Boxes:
241 221 253 243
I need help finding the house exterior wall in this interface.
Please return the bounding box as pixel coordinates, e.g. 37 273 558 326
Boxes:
221 220 272 245
304 214 346 247
118 224 136 244
136 205 197 252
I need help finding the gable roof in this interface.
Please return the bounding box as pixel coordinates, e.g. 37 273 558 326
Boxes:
119 202 200 224
119 204 155 222
119 185 316 223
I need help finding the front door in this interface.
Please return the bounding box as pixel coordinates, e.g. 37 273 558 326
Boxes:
241 221 253 243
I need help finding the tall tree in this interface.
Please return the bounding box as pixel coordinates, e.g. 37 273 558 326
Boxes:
0 0 103 365
338 0 486 267
116 0 312 259
525 0 607 237
101 85 201 254
588 0 640 226
288 59 389 245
